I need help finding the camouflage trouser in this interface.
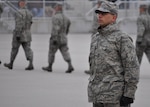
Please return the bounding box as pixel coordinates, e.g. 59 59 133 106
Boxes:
10 40 33 62
48 38 71 64
93 103 130 107
136 44 150 64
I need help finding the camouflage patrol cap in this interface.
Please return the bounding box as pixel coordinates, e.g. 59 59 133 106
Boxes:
95 1 118 15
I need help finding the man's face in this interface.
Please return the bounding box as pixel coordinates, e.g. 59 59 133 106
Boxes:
139 7 146 14
97 11 117 27
54 5 62 12
19 1 26 8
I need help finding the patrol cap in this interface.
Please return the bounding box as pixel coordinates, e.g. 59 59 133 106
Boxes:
95 1 118 15
107 0 117 3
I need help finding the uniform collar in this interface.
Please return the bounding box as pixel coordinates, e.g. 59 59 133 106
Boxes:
97 22 119 35
20 6 26 9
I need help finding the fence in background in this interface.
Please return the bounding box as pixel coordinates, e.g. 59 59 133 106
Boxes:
0 0 150 34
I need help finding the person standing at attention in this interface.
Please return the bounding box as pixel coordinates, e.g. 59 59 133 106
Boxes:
87 1 139 107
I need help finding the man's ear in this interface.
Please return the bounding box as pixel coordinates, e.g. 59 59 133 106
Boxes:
112 15 117 22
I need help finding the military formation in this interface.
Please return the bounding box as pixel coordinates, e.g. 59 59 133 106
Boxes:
1 0 150 107
1 0 74 73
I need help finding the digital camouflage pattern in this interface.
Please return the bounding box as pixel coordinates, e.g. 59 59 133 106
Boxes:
48 11 72 64
88 23 140 104
51 11 71 37
11 6 33 62
95 0 118 15
136 12 150 64
14 7 33 42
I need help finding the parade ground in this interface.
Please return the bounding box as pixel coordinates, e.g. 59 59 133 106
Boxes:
0 33 150 107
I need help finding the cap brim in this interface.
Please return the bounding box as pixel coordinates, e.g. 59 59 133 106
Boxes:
95 8 110 13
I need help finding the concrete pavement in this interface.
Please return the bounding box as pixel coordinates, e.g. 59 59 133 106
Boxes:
0 33 149 107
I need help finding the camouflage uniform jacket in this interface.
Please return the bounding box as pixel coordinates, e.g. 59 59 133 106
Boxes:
136 13 150 46
88 23 140 103
14 7 33 42
51 11 71 44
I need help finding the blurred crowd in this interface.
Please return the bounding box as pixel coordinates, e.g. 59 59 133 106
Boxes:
0 0 73 17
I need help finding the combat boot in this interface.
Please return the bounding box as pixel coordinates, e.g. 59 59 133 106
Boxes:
25 60 34 70
66 67 74 73
25 64 34 70
42 64 52 72
66 61 74 73
4 62 13 69
66 64 74 73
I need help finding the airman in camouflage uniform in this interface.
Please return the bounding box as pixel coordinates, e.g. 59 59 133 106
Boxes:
87 1 139 107
136 4 150 65
4 0 34 70
42 2 74 73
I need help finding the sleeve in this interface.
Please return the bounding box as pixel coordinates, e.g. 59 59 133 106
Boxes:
120 35 140 99
15 11 24 32
66 18 71 35
136 17 145 42
51 16 61 36
28 10 33 24
89 34 97 73
89 36 94 67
